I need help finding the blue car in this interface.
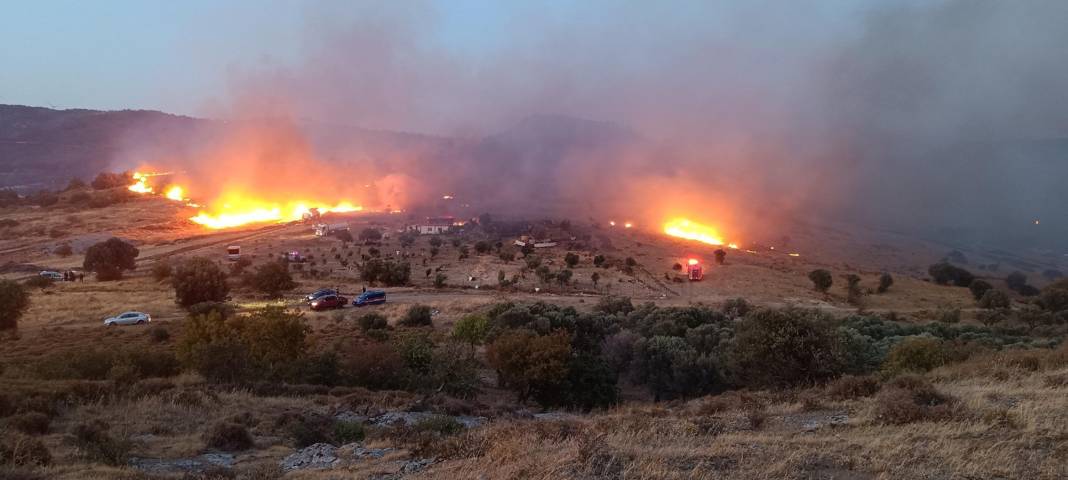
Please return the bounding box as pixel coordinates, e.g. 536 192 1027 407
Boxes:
353 290 386 306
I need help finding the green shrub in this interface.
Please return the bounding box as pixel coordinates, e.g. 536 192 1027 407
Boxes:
564 252 580 268
968 279 993 301
399 305 433 327
631 335 719 401
729 308 852 388
172 257 230 308
877 273 894 293
452 314 490 346
248 260 296 298
487 330 572 405
1038 279 1068 312
594 295 634 315
434 272 447 288
0 280 31 330
333 420 365 444
808 269 833 293
928 262 974 287
203 421 254 451
882 337 944 376
177 307 307 382
978 289 1011 310
721 298 751 319
347 343 406 389
358 313 390 332
83 237 139 281
414 415 463 436
360 258 411 286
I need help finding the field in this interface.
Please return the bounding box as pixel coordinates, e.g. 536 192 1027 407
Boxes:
1 192 1066 479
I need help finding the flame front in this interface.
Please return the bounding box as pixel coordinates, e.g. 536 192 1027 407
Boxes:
128 172 153 194
189 194 362 229
663 218 726 246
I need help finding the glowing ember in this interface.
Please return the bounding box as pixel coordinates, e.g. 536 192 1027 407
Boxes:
624 222 634 228
609 221 617 227
164 185 185 201
663 218 725 246
788 253 801 257
190 196 363 229
728 243 739 249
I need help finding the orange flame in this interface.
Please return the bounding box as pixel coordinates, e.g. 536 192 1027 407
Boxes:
663 218 726 246
128 172 153 194
189 194 362 229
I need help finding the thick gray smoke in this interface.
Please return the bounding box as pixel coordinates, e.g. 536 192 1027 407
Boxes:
141 0 1068 248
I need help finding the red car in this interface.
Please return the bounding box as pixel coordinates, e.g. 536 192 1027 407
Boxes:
309 294 348 311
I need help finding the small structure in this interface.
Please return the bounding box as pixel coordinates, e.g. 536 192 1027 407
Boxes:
409 217 455 235
226 245 241 261
513 236 559 249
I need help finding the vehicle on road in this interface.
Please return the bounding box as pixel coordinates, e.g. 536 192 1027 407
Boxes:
104 311 151 326
305 288 338 303
39 271 63 280
310 294 348 311
353 290 386 306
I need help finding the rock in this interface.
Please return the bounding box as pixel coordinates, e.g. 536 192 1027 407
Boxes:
131 453 235 474
280 443 340 471
370 411 486 429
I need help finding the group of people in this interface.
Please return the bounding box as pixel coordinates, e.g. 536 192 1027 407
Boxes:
62 270 84 282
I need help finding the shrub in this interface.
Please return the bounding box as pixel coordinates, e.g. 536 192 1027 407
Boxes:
360 258 411 286
333 420 365 444
877 273 893 293
71 420 131 465
90 171 131 190
347 343 405 389
399 305 433 327
22 275 53 291
248 261 296 298
203 421 254 451
53 243 73 257
593 255 606 267
631 335 720 401
148 326 171 343
827 375 881 400
713 249 726 265
882 337 944 375
594 295 634 315
187 301 236 319
434 272 447 288
0 280 30 330
928 262 974 287
333 229 354 243
429 237 443 248
6 412 50 435
968 279 993 300
844 274 863 304
1005 271 1028 292
172 257 230 307
808 269 833 293
474 241 491 254
729 308 850 388
625 257 638 267
872 376 958 424
499 250 515 262
486 330 572 405
722 298 751 319
414 415 464 436
1038 279 1068 312
564 252 580 268
83 237 139 280
0 434 51 466
563 354 618 411
453 314 489 346
177 307 307 382
358 313 390 332
978 289 1011 310
358 228 382 242
151 260 172 281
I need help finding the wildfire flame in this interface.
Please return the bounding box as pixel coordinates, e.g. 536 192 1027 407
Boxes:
128 172 153 194
189 196 362 229
663 218 726 246
164 185 185 201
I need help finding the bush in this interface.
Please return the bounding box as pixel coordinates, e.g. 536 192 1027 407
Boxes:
54 243 73 257
1005 271 1028 291
360 258 411 286
148 326 171 343
177 307 308 382
453 314 489 346
729 308 852 388
827 375 881 400
22 275 53 291
594 295 634 315
434 272 447 288
187 301 236 319
248 261 296 298
808 269 833 293
882 337 944 375
968 279 993 300
872 376 958 424
399 305 433 327
0 434 51 466
928 262 974 287
0 280 30 330
564 252 580 268
499 250 516 262
877 273 893 293
593 255 606 267
6 412 50 435
71 420 131 465
1038 280 1068 312
631 335 719 401
151 260 172 281
358 313 390 332
358 228 383 242
347 343 406 389
203 421 254 451
714 249 726 265
172 257 230 307
721 298 751 319
83 237 139 280
487 330 572 405
414 415 464 436
333 420 365 444
978 289 1011 310
90 171 131 190
844 274 863 304
474 241 491 254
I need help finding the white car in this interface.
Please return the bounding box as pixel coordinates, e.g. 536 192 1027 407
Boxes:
40 271 63 280
104 311 151 326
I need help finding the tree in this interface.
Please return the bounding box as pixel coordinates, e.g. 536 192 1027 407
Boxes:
524 255 542 270
1005 272 1028 292
593 255 606 267
83 237 139 280
499 250 516 263
0 280 30 330
333 229 354 243
65 178 87 191
91 171 131 190
452 314 490 347
968 279 993 301
729 308 852 388
564 252 580 268
591 272 601 287
358 228 382 243
631 336 720 401
398 232 416 248
151 260 173 281
978 289 1010 310
1038 279 1068 312
928 262 974 287
360 259 411 286
808 269 833 293
713 249 726 265
248 261 297 298
844 274 863 304
399 305 433 327
877 273 894 293
556 269 573 286
172 257 230 308
486 330 572 404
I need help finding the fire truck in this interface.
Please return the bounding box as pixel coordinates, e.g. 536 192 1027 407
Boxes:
226 245 241 261
686 259 704 281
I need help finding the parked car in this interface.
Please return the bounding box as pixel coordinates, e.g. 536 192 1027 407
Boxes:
104 311 151 326
305 288 338 303
309 294 348 311
353 290 386 306
39 271 63 280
